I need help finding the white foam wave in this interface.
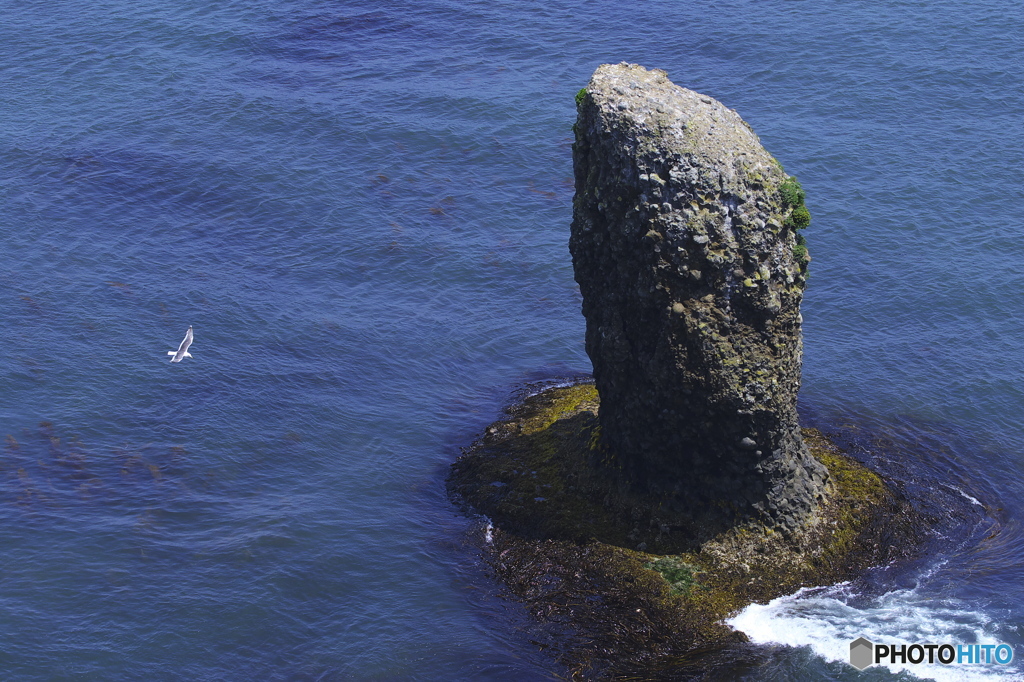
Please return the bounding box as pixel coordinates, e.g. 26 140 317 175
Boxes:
951 486 985 508
727 583 1020 681
522 378 591 398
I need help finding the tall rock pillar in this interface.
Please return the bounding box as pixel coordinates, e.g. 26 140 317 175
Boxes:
570 63 828 532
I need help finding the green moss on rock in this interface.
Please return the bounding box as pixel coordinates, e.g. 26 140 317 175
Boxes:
645 556 700 595
793 243 810 268
786 204 811 230
779 176 806 207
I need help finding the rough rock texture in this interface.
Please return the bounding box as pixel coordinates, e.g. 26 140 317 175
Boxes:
570 63 828 532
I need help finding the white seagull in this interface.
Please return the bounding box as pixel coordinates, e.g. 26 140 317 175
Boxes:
168 326 194 363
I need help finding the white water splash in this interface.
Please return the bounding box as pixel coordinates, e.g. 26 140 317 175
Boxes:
523 379 591 399
727 582 1020 682
950 486 985 508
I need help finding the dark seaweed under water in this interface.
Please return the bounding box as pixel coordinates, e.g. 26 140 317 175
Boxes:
1 0 1022 679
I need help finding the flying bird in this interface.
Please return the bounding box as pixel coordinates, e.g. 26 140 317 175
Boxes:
168 326 193 363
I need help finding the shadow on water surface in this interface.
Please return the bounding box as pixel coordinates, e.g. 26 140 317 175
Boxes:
263 10 428 64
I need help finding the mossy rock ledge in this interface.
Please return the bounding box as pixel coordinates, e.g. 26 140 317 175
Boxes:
447 382 922 678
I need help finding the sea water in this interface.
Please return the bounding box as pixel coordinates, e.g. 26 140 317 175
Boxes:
1 0 1022 679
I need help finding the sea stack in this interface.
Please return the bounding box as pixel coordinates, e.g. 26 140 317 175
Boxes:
448 66 916 674
570 63 828 533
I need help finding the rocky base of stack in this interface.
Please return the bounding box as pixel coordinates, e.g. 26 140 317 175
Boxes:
448 383 922 678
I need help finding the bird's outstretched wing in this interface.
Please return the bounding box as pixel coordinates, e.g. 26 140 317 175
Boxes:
169 326 194 362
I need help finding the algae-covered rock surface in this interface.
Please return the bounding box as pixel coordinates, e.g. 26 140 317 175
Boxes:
448 383 922 678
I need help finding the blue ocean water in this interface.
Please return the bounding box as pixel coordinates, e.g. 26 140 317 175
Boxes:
1 0 1022 679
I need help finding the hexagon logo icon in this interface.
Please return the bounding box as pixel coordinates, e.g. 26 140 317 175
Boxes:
850 637 874 670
